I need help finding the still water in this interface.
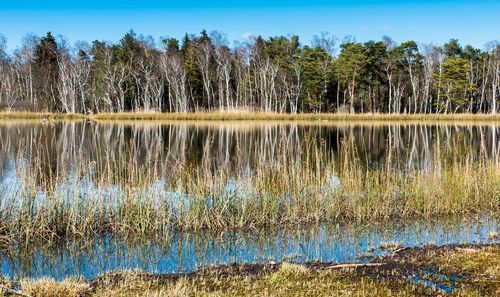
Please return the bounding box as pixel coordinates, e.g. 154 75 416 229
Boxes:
0 217 497 280
0 120 498 280
1 121 498 176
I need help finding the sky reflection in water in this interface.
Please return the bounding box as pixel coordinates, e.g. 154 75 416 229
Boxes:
0 216 497 280
0 122 498 280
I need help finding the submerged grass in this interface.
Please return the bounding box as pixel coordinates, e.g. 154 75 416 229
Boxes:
0 133 498 247
3 244 499 296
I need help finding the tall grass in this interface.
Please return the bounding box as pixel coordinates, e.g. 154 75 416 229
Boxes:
1 110 500 122
0 136 498 247
0 111 85 120
89 112 500 122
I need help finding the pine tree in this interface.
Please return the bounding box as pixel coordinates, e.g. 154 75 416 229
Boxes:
33 32 59 111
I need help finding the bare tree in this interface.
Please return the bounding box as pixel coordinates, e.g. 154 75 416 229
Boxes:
214 44 232 110
160 50 188 112
196 40 214 110
487 42 499 114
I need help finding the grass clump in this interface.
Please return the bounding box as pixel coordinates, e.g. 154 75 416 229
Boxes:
19 278 89 297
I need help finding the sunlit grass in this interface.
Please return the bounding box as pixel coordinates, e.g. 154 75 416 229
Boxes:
7 244 499 296
90 111 500 122
0 136 498 247
1 110 500 122
0 111 86 120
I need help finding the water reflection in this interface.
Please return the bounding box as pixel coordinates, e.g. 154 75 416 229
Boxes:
0 121 498 280
0 216 497 280
1 121 499 189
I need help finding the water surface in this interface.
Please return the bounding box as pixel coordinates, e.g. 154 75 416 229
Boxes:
1 121 498 179
0 120 498 280
0 216 497 280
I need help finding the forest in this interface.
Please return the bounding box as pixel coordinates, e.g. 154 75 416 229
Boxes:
0 30 498 114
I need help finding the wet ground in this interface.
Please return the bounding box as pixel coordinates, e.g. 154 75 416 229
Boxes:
2 243 497 296
84 243 500 296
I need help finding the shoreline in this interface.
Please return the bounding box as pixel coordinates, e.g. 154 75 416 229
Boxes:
2 243 498 296
1 111 500 122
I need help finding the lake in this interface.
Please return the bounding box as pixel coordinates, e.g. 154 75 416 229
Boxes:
0 120 498 280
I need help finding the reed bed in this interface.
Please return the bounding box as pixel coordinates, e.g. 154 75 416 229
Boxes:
0 111 86 120
0 137 498 247
87 112 500 122
1 110 500 122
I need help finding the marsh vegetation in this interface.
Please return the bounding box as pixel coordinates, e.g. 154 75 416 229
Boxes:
0 121 498 240
1 7 499 297
1 243 498 296
0 120 498 282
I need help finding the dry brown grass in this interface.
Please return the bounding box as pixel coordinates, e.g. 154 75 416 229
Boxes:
1 110 500 122
6 244 499 296
0 134 498 247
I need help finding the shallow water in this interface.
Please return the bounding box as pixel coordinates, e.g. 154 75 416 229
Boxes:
0 121 498 280
406 268 466 293
0 121 498 178
0 216 497 280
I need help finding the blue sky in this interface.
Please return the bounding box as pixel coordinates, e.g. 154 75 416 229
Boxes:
0 0 499 51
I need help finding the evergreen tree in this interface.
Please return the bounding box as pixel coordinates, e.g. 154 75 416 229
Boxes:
335 43 368 112
181 33 203 109
301 46 330 110
444 39 463 59
33 32 59 111
439 57 473 113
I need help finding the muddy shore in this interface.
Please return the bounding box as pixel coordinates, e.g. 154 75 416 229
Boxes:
1 242 498 296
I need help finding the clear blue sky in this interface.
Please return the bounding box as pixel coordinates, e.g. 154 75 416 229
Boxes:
1 0 499 51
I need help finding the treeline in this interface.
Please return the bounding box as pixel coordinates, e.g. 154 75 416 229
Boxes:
0 30 498 114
